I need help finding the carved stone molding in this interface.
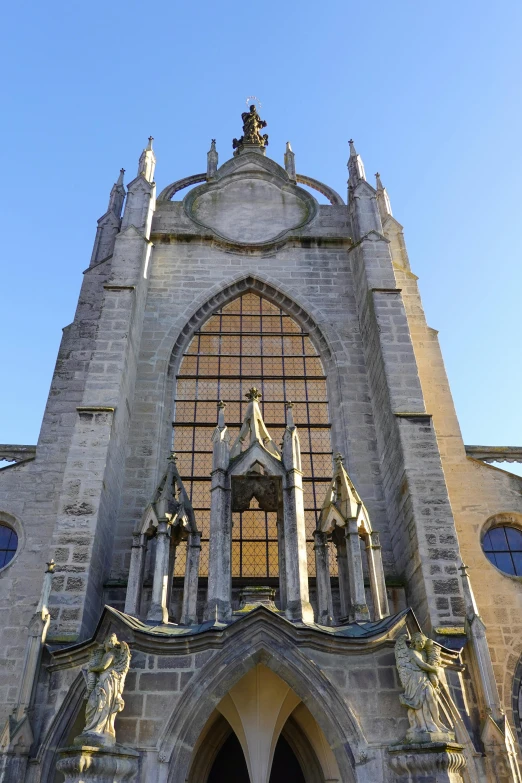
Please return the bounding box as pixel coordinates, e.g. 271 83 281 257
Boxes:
388 741 466 781
56 745 139 783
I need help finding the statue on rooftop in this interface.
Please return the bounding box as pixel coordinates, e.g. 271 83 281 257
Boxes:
233 104 269 150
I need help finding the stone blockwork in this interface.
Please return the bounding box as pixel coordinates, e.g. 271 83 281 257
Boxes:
0 130 520 781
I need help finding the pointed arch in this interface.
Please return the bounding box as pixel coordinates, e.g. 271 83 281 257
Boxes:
157 625 362 783
165 273 334 381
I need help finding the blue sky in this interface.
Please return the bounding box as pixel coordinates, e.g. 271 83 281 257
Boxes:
1 1 521 471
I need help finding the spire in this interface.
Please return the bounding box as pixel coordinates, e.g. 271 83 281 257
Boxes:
207 139 218 179
137 135 156 182
284 142 296 181
375 171 393 219
347 139 366 185
230 388 280 459
107 168 126 217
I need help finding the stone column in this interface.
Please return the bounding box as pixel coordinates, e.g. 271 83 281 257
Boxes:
206 402 232 623
205 467 232 622
313 531 333 626
387 742 466 783
181 531 201 625
345 521 369 622
365 531 389 620
124 532 147 617
56 745 139 783
336 539 351 621
276 507 287 611
147 520 171 624
282 466 314 623
371 531 389 617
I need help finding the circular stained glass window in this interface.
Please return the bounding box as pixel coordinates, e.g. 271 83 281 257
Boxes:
482 526 522 576
0 524 18 568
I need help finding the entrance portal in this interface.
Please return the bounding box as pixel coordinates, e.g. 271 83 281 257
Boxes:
207 731 305 783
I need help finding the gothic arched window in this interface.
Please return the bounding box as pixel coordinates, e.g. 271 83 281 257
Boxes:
173 292 332 580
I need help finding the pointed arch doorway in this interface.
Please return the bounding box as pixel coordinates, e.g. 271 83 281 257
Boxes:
187 664 339 783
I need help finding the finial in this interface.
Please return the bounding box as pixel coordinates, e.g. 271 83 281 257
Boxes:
168 451 178 464
218 400 226 409
335 453 344 467
245 387 262 401
375 172 383 190
285 401 295 427
117 168 125 185
459 561 469 575
46 559 55 574
211 139 216 149
147 136 154 150
286 141 293 152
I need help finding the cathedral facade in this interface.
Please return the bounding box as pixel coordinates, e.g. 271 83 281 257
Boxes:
1 107 522 782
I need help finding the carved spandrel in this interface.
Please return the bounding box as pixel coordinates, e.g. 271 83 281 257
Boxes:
231 474 281 512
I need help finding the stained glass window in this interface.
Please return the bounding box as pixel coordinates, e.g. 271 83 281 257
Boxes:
172 292 332 580
0 524 18 568
482 526 522 576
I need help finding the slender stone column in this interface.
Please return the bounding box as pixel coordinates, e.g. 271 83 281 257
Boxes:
181 531 201 625
282 467 314 623
124 533 147 617
276 507 287 611
147 521 171 624
313 531 333 626
206 402 232 623
206 467 232 622
367 531 389 618
336 539 351 620
345 521 369 622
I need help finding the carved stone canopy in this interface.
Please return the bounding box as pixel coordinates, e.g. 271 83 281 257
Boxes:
231 467 282 513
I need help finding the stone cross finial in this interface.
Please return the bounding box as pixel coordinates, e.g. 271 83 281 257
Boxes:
245 387 262 401
168 451 178 464
334 453 344 467
45 559 55 574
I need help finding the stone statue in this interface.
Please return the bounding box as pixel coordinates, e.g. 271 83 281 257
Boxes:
395 633 454 743
233 104 269 150
75 633 131 747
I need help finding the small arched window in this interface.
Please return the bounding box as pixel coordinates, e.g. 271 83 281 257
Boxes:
172 292 333 580
0 523 18 568
482 525 522 576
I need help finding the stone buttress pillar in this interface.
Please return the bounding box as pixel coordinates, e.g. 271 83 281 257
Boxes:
313 531 333 625
281 404 314 623
206 403 232 622
347 139 465 632
48 137 157 642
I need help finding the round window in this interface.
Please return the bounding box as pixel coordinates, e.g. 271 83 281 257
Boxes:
0 524 18 568
482 526 522 576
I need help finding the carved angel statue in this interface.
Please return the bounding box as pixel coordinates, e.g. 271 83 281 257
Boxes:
76 633 131 746
395 632 453 743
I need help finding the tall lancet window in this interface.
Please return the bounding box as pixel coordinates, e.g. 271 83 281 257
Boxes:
173 293 332 580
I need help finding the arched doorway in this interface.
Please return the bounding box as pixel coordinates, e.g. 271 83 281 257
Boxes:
187 664 339 783
207 731 306 783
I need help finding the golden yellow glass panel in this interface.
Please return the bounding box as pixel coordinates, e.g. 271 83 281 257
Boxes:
173 292 332 579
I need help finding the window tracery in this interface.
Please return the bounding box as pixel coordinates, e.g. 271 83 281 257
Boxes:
172 292 332 579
